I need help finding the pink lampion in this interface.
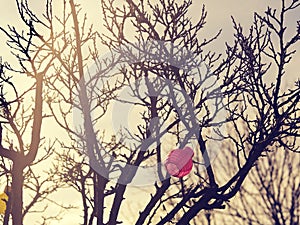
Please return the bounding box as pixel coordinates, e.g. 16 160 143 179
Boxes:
164 146 194 178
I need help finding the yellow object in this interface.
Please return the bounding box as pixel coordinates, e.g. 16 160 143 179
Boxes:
0 192 8 214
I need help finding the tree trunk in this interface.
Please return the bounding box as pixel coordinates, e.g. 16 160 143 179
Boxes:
11 162 24 225
108 184 126 225
95 173 107 225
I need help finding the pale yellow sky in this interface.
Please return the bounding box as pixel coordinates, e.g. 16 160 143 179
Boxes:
0 0 299 224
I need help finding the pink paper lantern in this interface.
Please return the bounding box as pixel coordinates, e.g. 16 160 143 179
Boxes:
164 146 194 178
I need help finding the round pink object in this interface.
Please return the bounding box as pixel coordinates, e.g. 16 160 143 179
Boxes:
164 146 194 178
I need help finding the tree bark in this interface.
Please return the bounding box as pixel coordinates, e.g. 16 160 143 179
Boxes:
11 162 24 225
95 173 107 225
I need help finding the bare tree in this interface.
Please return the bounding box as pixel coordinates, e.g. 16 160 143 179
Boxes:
0 2 70 224
2 0 299 225
99 0 300 224
211 141 299 225
6 1 125 224
0 31 44 223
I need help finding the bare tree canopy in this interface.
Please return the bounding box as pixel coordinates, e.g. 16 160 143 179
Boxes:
0 0 299 225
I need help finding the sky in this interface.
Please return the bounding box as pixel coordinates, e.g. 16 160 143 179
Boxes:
0 0 299 224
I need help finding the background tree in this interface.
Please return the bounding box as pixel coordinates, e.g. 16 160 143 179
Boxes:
0 4 71 224
222 147 300 225
0 25 45 223
7 1 125 224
